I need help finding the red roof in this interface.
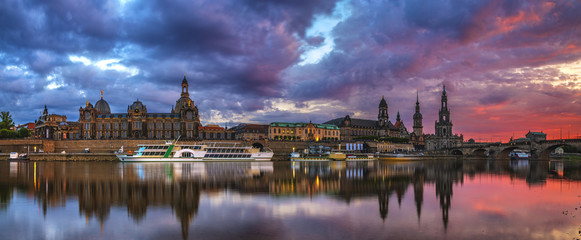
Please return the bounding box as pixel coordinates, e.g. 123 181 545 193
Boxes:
17 122 35 130
198 125 225 130
394 121 402 128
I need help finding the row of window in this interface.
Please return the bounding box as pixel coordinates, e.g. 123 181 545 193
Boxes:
96 131 126 139
204 154 251 158
271 136 340 140
85 122 195 131
143 145 170 150
181 146 203 150
142 152 166 156
206 148 247 153
147 122 181 130
270 127 339 136
199 132 233 139
148 131 179 139
350 129 376 135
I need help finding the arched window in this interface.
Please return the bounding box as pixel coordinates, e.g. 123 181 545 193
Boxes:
186 111 193 120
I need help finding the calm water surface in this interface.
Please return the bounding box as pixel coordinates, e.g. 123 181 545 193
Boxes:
0 159 580 240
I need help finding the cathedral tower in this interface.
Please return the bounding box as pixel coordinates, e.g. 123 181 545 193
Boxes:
435 84 453 137
181 75 189 98
378 96 388 127
413 90 423 137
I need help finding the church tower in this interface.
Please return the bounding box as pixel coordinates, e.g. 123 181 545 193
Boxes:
413 90 423 137
174 75 200 139
435 84 453 137
378 96 388 127
181 75 189 98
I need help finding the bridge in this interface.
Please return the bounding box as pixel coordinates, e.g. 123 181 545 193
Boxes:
450 139 581 160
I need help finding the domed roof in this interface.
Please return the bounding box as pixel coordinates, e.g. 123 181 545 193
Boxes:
95 99 111 114
175 97 193 113
379 96 387 108
95 91 111 114
129 99 146 112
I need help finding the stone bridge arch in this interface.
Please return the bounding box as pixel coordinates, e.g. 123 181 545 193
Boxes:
538 143 568 159
471 148 487 157
487 149 496 158
498 146 522 160
451 149 463 156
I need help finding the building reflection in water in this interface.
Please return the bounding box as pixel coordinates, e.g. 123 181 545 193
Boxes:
0 158 576 238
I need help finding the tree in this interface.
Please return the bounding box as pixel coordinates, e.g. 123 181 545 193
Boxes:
0 129 12 138
0 112 14 130
17 128 31 138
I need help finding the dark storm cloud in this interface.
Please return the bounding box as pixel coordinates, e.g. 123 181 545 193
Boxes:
122 1 240 56
116 0 338 100
0 0 119 53
283 0 581 138
241 0 337 37
1 0 580 140
0 0 338 123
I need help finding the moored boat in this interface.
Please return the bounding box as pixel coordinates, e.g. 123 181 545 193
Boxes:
509 149 530 160
116 141 273 162
8 152 29 161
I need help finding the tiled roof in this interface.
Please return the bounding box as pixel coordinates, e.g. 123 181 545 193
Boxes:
199 125 225 130
324 118 377 128
269 122 339 130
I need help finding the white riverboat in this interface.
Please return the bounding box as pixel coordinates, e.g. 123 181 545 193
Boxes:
116 141 273 162
509 149 531 160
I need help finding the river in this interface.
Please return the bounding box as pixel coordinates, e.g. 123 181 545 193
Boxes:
0 158 579 239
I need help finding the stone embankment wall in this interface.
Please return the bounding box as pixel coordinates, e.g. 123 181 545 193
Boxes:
30 153 118 161
0 139 44 153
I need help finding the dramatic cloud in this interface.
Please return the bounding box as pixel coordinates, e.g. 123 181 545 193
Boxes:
0 0 580 140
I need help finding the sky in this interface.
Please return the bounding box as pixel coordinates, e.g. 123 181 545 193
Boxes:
1 0 580 141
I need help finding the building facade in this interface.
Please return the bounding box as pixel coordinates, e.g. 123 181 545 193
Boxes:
526 131 547 142
78 76 201 140
198 124 235 140
35 105 82 140
268 122 340 141
324 97 403 141
231 124 269 140
425 84 463 151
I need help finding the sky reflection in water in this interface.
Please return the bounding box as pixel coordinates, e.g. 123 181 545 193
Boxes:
0 159 580 240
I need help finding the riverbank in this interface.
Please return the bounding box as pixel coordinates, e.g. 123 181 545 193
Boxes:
551 153 581 160
2 153 462 162
0 152 118 161
0 139 445 161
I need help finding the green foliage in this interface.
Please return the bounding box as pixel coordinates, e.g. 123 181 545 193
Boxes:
17 128 31 138
0 111 15 130
0 129 15 138
563 145 581 153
